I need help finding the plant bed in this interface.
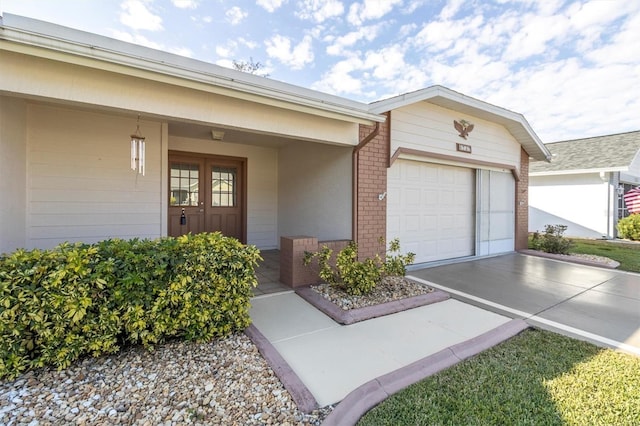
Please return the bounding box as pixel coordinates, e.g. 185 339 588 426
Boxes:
296 276 449 325
520 249 620 269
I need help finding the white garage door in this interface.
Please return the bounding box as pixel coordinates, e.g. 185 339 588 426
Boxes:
387 160 475 264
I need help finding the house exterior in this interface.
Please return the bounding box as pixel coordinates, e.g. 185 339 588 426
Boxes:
0 14 550 284
529 131 640 239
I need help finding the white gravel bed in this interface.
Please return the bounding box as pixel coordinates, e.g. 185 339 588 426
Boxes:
559 253 619 267
311 276 433 311
0 334 331 426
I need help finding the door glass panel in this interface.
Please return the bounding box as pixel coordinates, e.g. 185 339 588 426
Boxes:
170 163 199 206
211 167 237 207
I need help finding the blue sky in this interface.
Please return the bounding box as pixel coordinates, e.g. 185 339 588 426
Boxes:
1 0 638 142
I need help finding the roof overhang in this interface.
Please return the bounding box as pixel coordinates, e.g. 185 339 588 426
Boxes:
369 85 551 162
0 13 384 126
530 167 628 177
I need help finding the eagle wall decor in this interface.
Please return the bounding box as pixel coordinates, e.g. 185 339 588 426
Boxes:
454 119 474 139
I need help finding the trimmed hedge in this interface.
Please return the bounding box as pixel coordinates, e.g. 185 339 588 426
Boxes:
0 233 260 380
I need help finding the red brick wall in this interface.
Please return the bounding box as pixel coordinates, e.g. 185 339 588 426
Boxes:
356 114 390 260
515 147 530 250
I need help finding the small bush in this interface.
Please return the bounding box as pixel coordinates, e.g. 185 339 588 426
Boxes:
303 239 414 296
382 238 416 277
0 233 260 380
531 224 573 254
617 214 640 241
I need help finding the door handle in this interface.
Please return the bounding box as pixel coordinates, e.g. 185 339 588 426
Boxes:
199 209 204 212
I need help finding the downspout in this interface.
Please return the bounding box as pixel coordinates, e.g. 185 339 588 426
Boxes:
352 121 380 243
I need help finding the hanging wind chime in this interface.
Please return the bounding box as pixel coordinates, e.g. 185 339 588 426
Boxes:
130 115 146 176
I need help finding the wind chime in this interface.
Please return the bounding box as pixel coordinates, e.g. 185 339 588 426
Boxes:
130 115 146 176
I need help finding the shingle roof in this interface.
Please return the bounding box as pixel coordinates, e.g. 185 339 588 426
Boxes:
530 130 640 174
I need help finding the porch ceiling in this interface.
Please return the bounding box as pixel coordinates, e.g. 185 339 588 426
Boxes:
168 121 294 148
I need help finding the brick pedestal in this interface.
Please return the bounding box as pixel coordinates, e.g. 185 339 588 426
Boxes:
280 236 320 288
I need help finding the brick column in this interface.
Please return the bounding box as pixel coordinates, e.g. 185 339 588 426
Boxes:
279 236 319 287
515 147 530 250
356 113 390 260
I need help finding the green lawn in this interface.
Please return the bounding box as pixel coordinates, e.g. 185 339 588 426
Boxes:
569 238 640 273
358 329 640 425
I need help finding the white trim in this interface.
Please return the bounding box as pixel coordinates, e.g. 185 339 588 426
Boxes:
0 13 384 125
530 167 628 177
370 85 551 162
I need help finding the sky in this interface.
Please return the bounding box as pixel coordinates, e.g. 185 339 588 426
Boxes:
1 0 639 143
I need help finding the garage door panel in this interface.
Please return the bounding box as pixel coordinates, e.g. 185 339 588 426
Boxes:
388 160 475 264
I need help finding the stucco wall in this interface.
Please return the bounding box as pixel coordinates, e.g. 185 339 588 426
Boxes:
529 173 611 238
169 137 279 249
0 97 27 254
391 103 522 170
278 141 352 243
26 104 163 249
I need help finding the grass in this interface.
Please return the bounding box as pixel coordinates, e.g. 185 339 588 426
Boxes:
569 238 640 273
358 329 640 426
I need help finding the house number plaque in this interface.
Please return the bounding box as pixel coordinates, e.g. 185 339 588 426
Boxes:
457 143 472 153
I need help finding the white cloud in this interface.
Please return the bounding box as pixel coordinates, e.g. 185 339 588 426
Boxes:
312 57 365 95
265 34 314 69
586 10 640 65
502 13 569 62
171 0 198 9
119 0 163 31
257 0 286 13
439 0 465 20
347 0 403 26
326 24 382 56
296 0 344 23
226 7 247 25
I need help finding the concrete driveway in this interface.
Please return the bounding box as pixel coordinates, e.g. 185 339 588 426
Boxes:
409 253 640 355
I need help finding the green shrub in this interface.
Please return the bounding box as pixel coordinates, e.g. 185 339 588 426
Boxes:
0 233 260 380
531 224 573 254
382 238 416 277
617 214 640 241
303 239 414 296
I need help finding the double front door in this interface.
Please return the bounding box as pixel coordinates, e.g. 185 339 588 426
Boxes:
168 152 246 242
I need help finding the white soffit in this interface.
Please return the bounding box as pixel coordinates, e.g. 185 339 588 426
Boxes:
370 85 551 162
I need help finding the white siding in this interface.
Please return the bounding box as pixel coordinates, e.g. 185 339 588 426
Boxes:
278 142 352 242
169 137 279 249
27 105 163 249
529 173 611 238
0 97 27 253
392 103 521 169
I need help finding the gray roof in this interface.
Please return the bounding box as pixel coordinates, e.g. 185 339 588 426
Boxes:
530 130 640 174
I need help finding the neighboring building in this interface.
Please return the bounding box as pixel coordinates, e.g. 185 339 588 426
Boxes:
529 131 640 239
0 14 550 282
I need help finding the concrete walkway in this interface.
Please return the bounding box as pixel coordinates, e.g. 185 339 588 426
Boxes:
409 253 640 355
249 291 511 407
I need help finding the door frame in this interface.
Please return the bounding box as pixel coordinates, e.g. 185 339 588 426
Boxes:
168 150 248 243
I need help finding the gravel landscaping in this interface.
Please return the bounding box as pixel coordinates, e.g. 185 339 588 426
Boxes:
310 276 433 311
0 334 332 425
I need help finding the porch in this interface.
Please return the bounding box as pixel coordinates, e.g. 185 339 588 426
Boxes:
254 250 290 296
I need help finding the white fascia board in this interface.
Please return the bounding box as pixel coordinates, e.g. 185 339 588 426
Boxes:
530 167 628 177
0 13 385 125
370 85 552 162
